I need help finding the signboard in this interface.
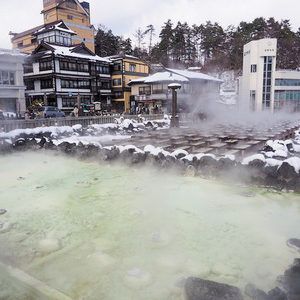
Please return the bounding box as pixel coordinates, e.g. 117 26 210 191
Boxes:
68 92 73 96
94 102 101 110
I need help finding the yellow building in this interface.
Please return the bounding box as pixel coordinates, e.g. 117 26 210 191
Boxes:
10 0 94 54
108 54 150 113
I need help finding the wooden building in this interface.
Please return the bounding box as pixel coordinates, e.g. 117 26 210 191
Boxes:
10 0 94 54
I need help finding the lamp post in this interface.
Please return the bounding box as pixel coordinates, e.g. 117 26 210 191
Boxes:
168 83 181 127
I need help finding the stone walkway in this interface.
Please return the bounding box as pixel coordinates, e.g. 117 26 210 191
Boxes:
105 119 300 160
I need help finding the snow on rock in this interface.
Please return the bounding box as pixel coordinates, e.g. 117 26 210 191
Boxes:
143 145 170 156
117 145 144 154
171 149 189 157
241 154 266 165
283 157 300 173
274 149 288 158
265 158 283 168
72 124 83 131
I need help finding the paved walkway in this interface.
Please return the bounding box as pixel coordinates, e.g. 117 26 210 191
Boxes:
107 119 300 160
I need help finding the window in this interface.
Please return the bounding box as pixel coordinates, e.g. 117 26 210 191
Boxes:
250 64 257 72
60 60 85 71
66 0 77 9
275 79 300 86
24 64 33 74
113 63 121 71
77 63 89 72
25 80 34 90
39 59 52 71
41 78 53 89
139 86 151 95
250 90 256 111
262 56 273 109
99 81 110 89
96 65 109 74
152 84 167 94
113 91 123 99
67 15 73 20
130 64 136 72
17 42 23 48
61 79 90 89
112 78 121 86
0 70 15 85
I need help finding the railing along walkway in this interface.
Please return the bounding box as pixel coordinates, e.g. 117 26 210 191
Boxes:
0 114 164 133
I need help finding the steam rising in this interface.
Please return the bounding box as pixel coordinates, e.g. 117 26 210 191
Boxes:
0 152 300 299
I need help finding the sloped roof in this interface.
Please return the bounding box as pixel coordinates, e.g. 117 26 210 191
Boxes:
104 53 149 65
42 0 89 17
128 71 189 86
32 41 110 63
11 24 44 41
165 68 223 82
34 21 76 36
11 20 76 41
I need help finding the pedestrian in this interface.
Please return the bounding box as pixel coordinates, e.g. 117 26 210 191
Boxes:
73 105 79 117
24 110 31 119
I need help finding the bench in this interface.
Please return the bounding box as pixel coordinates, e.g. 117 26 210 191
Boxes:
193 147 213 154
190 141 206 151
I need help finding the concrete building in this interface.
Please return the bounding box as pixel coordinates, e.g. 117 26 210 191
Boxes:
10 0 94 54
239 38 300 112
0 48 26 116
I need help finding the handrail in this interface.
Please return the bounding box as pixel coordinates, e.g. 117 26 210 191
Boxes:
0 114 164 133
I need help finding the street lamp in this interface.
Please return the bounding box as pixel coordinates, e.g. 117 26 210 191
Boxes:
168 83 181 127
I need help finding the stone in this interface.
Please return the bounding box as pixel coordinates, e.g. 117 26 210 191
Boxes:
245 283 271 300
284 259 300 296
38 238 61 254
277 162 299 179
267 287 287 300
184 277 244 300
287 239 300 251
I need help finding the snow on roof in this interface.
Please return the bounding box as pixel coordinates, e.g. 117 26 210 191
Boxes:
35 21 76 35
129 71 189 85
165 68 223 82
46 44 110 63
105 54 143 62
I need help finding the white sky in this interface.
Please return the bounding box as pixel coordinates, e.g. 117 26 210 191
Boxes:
0 0 299 50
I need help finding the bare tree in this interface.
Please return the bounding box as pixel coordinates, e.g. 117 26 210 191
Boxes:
144 24 155 53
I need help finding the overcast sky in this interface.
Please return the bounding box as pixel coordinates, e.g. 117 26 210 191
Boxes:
0 0 299 50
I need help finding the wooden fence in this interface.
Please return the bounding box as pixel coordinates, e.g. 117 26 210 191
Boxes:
0 114 164 133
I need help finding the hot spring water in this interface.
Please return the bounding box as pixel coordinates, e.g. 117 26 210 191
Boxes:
0 151 300 300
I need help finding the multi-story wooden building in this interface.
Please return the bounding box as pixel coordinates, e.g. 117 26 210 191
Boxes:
10 0 94 54
107 54 150 113
23 21 110 112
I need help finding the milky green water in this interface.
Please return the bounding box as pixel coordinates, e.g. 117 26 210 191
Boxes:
0 151 300 300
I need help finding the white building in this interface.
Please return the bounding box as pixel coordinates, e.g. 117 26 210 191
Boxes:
239 38 300 112
128 68 222 114
0 48 26 116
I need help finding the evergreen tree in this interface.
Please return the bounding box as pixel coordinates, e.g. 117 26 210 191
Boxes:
158 19 174 66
